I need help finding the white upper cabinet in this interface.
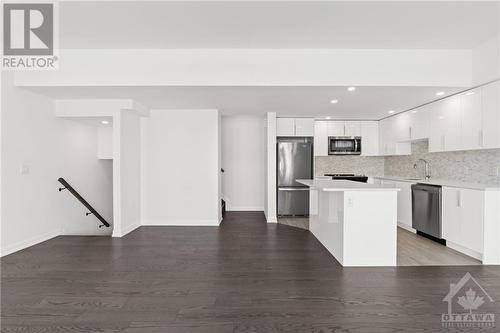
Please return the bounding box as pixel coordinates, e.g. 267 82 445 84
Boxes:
314 121 329 156
277 118 295 136
459 88 483 150
378 117 396 156
482 81 500 149
408 105 429 140
394 112 411 142
344 121 361 137
327 121 345 136
429 95 461 152
360 121 379 156
294 118 315 136
277 118 314 137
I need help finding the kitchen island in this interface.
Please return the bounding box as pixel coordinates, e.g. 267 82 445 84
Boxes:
297 179 400 267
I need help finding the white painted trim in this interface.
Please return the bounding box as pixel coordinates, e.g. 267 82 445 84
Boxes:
141 219 221 226
267 217 278 223
227 206 264 212
397 223 416 233
1 229 61 257
447 240 483 261
112 222 140 238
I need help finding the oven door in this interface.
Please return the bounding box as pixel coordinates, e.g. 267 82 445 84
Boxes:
328 137 361 155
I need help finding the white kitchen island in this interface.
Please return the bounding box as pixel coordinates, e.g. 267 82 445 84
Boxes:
297 179 400 267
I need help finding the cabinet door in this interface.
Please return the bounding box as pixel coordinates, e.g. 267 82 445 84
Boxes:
460 189 484 254
429 96 461 152
442 187 462 244
360 121 379 156
460 88 483 150
482 81 500 149
314 121 328 156
327 121 345 136
344 121 361 137
295 118 315 136
409 105 430 140
378 118 394 156
277 118 295 136
395 181 413 228
394 113 411 142
443 187 484 254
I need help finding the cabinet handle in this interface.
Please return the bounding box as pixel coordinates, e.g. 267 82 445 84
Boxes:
479 130 484 147
457 190 463 208
409 127 412 139
441 135 445 150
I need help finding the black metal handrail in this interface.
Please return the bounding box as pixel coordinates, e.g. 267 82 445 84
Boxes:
57 178 110 228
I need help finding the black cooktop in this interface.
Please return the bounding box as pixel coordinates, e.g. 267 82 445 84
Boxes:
324 174 368 183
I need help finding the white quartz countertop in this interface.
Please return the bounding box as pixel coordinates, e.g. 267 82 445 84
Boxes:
297 179 401 192
372 176 500 191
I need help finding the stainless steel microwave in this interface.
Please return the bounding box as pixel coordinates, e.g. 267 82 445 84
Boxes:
328 136 361 155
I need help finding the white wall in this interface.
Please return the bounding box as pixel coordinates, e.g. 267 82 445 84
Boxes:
1 73 114 256
221 115 265 211
264 112 277 223
112 109 141 237
141 109 221 226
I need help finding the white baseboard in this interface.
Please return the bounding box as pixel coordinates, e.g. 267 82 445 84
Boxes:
267 216 278 223
446 241 483 261
1 228 61 257
397 223 416 233
141 219 220 226
227 206 264 212
113 222 140 237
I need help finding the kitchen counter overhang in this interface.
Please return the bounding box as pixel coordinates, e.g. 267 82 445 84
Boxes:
298 179 400 267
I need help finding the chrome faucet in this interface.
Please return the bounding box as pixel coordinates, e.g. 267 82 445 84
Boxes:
414 158 431 180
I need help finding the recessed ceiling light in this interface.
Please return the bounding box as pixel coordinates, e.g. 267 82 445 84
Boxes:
388 110 395 114
411 110 418 114
465 91 475 96
101 120 110 125
347 87 356 92
330 99 338 104
436 91 445 96
325 116 331 119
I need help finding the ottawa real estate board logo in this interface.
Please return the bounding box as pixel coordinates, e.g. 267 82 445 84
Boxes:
2 1 58 70
442 272 495 329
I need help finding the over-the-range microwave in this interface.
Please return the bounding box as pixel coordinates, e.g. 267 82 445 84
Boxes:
328 136 362 155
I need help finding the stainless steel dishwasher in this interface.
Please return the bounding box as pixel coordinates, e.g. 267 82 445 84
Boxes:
411 183 443 242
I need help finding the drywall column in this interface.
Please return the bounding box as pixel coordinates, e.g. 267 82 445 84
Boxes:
265 112 277 223
112 109 141 237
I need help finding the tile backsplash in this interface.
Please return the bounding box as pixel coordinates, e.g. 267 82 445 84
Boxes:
315 155 385 177
314 141 500 185
384 141 500 185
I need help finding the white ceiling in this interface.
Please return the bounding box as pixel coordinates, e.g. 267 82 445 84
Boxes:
60 1 499 49
27 86 463 119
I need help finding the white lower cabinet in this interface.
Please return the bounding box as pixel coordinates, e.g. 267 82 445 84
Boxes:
442 187 484 256
378 180 413 229
395 181 413 229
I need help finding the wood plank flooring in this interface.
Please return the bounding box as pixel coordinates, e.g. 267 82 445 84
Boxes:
2 211 500 332
397 227 481 266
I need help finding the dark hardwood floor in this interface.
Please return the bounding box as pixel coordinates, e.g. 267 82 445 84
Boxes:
2 211 500 332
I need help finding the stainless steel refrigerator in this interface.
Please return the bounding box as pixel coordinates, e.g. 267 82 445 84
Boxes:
277 140 313 216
